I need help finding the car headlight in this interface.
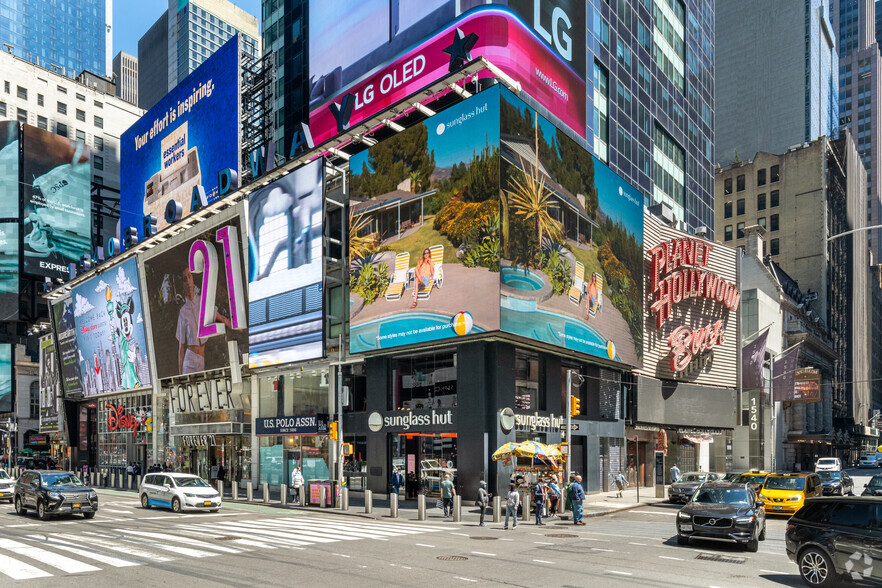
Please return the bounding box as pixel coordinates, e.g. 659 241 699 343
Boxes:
677 512 691 520
830 481 841 486
47 492 61 500
88 491 98 499
789 495 803 501
735 517 754 524
184 493 200 498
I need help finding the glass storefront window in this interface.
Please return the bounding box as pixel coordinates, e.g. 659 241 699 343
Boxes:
391 433 457 499
515 349 540 410
97 392 153 477
392 352 456 410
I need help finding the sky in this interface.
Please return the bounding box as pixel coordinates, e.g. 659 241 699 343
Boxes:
113 0 262 57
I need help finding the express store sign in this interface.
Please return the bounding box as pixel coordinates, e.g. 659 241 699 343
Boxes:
648 236 740 373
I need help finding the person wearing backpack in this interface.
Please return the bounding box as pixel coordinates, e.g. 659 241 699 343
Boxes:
503 484 520 529
548 476 561 518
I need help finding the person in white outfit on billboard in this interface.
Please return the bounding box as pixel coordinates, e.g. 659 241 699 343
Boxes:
177 267 231 374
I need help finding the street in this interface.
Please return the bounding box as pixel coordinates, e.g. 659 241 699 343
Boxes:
0 468 877 587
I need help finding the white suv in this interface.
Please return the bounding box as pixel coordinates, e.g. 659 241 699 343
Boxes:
814 457 841 472
139 472 221 512
0 469 14 502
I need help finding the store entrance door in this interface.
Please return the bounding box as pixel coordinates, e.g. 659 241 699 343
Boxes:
393 433 457 499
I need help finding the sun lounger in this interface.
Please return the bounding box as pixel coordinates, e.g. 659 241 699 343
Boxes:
588 271 604 318
568 261 585 304
416 244 444 300
385 252 410 301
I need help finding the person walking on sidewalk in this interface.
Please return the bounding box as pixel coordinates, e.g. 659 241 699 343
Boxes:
532 479 547 526
503 484 520 529
290 467 305 504
612 471 626 498
477 481 490 527
441 473 456 517
670 463 681 483
126 462 134 487
571 475 586 525
389 467 404 496
548 476 561 518
564 474 575 513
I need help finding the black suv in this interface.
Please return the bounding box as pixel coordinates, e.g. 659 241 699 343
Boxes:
14 470 98 520
675 481 766 552
785 497 882 586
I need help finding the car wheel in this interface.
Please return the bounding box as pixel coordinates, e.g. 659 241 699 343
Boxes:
759 523 766 541
37 500 50 521
83 512 96 519
676 534 689 546
140 494 150 509
14 496 24 515
172 497 181 513
745 536 759 553
799 547 837 587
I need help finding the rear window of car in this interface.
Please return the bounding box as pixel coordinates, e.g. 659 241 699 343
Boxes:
765 476 806 491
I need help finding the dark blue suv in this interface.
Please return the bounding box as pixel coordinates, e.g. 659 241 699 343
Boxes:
14 470 98 520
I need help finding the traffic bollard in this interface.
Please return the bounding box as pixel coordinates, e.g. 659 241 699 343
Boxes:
365 489 373 513
111 472 116 489
232 482 239 501
521 490 529 521
246 481 253 502
217 480 224 498
298 485 305 506
390 493 398 518
417 494 426 520
342 487 349 510
492 495 501 523
136 475 141 490
452 495 462 522
280 484 287 505
263 482 270 504
320 485 327 508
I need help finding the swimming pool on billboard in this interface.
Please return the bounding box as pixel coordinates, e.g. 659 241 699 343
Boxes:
350 312 484 352
499 306 619 362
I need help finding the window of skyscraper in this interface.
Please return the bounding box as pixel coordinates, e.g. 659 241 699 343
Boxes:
770 165 780 182
724 202 732 218
57 86 66 94
37 116 46 130
76 109 85 122
93 155 103 171
757 169 766 186
770 190 779 207
652 0 685 91
770 214 779 232
16 109 26 124
94 115 103 129
16 86 27 100
37 94 43 106
770 239 780 255
56 122 67 137
593 62 610 163
724 226 732 241
94 136 103 151
758 217 766 228
0 102 5 117
3 81 9 94
737 199 745 215
736 175 745 191
724 178 732 195
76 129 85 142
737 222 745 239
57 102 67 115
757 193 766 210
653 123 685 206
94 101 102 109
76 93 85 102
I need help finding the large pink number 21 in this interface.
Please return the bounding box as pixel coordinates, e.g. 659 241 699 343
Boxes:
188 224 247 339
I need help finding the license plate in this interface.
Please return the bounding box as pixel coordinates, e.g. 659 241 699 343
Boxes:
0 493 4 497
203 501 212 506
72 503 81 508
773 505 783 510
680 524 692 532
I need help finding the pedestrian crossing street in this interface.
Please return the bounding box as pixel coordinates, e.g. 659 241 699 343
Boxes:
0 502 449 580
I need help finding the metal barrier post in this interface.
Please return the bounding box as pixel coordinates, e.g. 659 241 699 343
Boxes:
110 472 116 489
232 481 239 501
452 495 462 522
417 494 426 520
342 487 349 510
246 481 253 502
298 485 305 506
136 475 141 490
390 493 398 518
319 485 327 508
492 495 501 523
280 484 287 505
217 480 224 498
521 490 529 521
263 482 270 504
365 489 373 514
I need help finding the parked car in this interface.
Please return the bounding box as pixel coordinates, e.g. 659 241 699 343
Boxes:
785 497 882 586
720 472 742 482
14 470 98 520
813 458 841 472
0 468 14 503
675 481 766 552
668 472 722 504
861 475 882 496
139 472 221 512
759 472 823 516
859 454 879 468
736 470 770 493
818 471 853 496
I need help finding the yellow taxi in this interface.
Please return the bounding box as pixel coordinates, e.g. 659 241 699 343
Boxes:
758 472 822 515
736 469 770 493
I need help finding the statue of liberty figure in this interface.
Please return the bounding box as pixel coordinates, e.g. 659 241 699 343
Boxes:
106 287 141 390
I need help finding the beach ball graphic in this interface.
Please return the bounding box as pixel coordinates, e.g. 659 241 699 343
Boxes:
436 122 446 135
607 340 616 360
451 311 474 336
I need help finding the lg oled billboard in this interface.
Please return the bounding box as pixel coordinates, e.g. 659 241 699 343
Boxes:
120 35 241 237
70 258 152 395
21 124 91 280
308 2 586 148
348 87 643 367
142 205 248 379
247 159 325 367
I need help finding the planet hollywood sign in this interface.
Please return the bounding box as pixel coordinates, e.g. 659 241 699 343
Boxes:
648 236 740 373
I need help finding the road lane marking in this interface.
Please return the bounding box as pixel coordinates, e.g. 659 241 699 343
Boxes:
592 548 614 552
637 511 677 516
534 541 553 545
533 559 555 564
659 555 683 561
451 533 469 536
415 544 435 548
332 553 350 558
0 553 51 580
471 551 496 556
628 542 647 546
56 533 173 562
22 535 140 567
113 529 243 554
455 577 477 583
760 569 790 574
606 571 632 576
0 538 101 574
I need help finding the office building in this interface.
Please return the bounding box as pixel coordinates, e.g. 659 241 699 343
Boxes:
112 51 138 106
715 133 877 459
715 0 838 166
138 0 260 111
271 0 716 236
0 0 112 77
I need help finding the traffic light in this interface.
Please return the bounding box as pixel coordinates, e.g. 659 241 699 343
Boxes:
570 395 581 416
330 421 339 440
342 443 353 456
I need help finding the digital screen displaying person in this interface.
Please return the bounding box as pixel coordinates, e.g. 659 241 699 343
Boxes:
177 266 231 374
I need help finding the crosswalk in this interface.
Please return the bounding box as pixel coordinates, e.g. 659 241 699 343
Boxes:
0 512 449 580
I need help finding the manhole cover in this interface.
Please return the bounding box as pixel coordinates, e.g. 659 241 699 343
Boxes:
437 555 469 561
469 536 498 541
695 553 747 564
215 536 241 541
545 534 579 538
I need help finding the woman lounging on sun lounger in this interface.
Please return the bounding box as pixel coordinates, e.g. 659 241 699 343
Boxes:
411 248 435 308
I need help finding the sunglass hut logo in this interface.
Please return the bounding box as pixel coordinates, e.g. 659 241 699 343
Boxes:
436 102 489 135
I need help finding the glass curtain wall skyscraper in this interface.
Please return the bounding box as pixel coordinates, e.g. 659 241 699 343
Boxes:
0 0 111 77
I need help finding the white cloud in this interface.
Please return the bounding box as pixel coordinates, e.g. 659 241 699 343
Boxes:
73 293 95 317
93 280 110 293
115 266 136 297
78 349 84 362
136 313 143 324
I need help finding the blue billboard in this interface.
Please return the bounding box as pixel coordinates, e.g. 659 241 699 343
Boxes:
71 257 152 395
120 35 241 239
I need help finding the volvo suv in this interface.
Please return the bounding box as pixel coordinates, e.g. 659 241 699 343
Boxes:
14 470 98 520
675 481 766 552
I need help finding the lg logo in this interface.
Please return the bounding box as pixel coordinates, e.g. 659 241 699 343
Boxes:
532 0 573 62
